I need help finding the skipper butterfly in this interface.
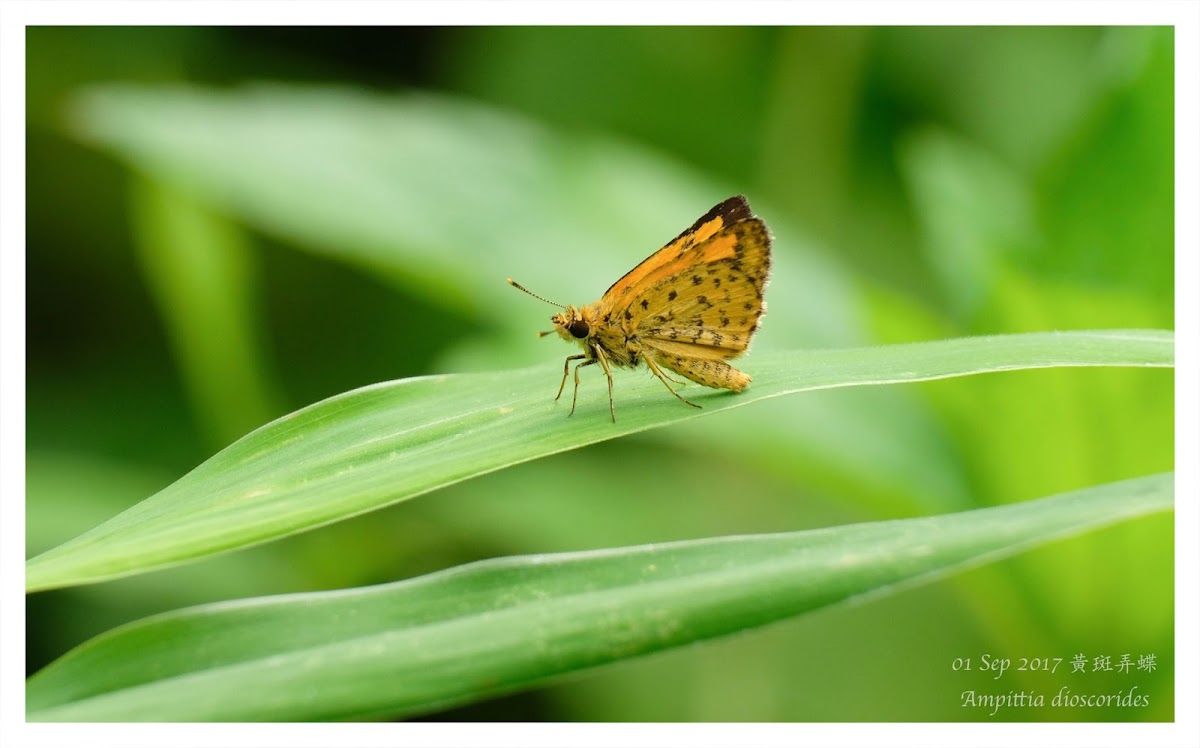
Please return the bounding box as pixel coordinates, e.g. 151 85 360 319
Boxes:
509 195 771 422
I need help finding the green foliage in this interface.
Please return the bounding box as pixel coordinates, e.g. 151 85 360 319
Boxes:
26 474 1173 721
25 27 1173 721
26 331 1171 593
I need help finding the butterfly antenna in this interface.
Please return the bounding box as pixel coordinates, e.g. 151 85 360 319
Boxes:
507 278 565 308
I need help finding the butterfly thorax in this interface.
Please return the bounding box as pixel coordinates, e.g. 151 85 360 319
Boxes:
551 303 639 367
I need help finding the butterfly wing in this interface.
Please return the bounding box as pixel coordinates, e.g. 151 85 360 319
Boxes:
599 196 754 308
633 214 769 346
590 196 770 393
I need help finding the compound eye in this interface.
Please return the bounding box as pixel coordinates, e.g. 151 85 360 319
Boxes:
568 319 590 338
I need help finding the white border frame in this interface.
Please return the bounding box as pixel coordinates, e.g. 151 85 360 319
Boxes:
3 2 1196 747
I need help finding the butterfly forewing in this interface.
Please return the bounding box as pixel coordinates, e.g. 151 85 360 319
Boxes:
584 202 772 397
601 196 755 306
629 218 769 345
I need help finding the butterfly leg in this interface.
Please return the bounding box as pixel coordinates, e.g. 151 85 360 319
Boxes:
592 344 617 422
661 371 687 386
556 354 588 401
643 354 702 410
567 358 598 417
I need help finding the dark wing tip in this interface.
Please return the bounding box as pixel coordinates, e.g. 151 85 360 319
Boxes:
664 195 755 249
706 195 753 225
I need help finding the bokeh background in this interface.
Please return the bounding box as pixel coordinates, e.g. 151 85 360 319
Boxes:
26 27 1174 720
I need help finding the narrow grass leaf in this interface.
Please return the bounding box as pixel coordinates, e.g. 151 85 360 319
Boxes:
25 329 1173 592
26 472 1173 721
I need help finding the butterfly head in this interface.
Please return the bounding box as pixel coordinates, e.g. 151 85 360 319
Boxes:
550 306 592 343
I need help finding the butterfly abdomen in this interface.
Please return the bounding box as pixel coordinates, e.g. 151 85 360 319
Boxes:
654 354 752 391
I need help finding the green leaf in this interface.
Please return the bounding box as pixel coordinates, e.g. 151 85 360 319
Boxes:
63 82 980 526
129 174 284 446
25 472 1173 721
68 84 865 354
24 330 1172 592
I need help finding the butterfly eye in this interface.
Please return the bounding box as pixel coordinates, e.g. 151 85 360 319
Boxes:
568 319 590 338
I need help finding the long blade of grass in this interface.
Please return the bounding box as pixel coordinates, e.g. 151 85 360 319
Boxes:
25 472 1173 721
25 329 1173 592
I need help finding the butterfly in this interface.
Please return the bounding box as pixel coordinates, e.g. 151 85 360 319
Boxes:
509 195 771 422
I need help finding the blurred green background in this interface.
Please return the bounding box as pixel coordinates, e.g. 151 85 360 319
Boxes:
26 27 1173 720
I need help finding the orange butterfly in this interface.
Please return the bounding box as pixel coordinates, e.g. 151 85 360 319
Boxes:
509 195 771 422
